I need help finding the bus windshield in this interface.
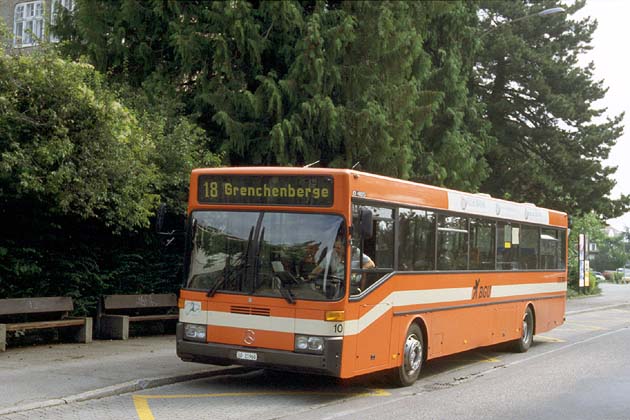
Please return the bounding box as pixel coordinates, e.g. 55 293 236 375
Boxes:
185 211 346 301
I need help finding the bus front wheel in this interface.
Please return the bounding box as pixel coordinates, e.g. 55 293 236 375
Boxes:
512 306 534 353
392 323 424 387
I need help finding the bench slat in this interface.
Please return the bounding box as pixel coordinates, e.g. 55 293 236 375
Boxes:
103 294 177 310
6 319 85 331
129 314 179 322
0 297 74 316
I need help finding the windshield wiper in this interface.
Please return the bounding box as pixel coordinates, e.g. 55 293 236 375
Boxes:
272 269 299 304
278 284 295 304
207 261 249 297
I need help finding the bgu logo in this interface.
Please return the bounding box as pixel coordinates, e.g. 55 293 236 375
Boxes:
472 278 492 300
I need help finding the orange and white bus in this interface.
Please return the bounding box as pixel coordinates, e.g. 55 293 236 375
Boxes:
176 167 567 386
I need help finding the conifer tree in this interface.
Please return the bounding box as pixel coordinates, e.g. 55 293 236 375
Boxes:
476 0 628 218
54 0 490 186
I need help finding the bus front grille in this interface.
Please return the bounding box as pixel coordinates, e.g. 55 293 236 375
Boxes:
230 306 271 317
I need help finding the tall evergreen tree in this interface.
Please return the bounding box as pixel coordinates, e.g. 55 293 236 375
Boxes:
476 0 628 218
414 1 493 189
54 0 490 185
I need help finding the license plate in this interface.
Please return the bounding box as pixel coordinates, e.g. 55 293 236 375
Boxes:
236 351 258 361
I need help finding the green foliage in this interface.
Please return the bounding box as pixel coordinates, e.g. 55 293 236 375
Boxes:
0 46 209 308
56 0 490 185
0 216 183 314
0 48 157 232
591 234 628 272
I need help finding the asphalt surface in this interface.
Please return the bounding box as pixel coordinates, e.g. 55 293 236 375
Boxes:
1 282 628 417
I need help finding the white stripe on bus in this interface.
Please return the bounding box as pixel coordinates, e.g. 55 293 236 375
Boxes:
179 281 566 337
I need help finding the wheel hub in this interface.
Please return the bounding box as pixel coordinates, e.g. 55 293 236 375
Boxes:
404 334 422 373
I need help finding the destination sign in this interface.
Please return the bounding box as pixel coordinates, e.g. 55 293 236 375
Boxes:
197 175 334 206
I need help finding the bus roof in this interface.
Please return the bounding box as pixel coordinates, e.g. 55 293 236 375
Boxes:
191 167 568 228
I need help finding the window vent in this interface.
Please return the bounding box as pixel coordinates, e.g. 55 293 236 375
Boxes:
230 306 270 317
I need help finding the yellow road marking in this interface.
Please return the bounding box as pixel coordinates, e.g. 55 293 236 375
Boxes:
535 335 566 343
133 388 390 420
452 352 501 363
133 396 155 420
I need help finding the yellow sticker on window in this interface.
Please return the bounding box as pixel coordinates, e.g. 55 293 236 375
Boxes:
504 242 512 249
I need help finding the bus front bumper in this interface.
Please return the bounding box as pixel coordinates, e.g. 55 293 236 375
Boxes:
176 323 342 377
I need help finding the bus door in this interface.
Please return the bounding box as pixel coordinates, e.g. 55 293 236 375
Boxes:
351 204 395 372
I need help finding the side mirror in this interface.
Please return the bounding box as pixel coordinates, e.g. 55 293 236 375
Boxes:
359 208 373 239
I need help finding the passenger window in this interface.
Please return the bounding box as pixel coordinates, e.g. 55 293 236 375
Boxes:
519 225 539 269
497 222 519 270
398 208 435 271
351 204 394 295
541 228 561 269
469 218 495 270
437 215 468 270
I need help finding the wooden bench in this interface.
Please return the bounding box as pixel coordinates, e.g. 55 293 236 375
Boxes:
0 297 92 352
97 293 178 340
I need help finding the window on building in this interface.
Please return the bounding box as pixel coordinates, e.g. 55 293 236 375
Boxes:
14 1 44 47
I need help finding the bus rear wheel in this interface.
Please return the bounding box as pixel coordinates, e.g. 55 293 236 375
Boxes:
512 306 534 353
392 323 423 387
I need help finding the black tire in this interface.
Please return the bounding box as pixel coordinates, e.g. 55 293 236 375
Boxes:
392 323 424 387
512 306 534 353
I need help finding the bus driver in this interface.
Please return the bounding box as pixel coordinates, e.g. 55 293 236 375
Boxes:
308 238 375 280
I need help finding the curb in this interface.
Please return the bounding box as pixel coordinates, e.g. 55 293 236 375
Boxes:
565 302 630 316
0 366 251 417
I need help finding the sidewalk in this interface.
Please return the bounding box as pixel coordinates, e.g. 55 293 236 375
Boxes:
565 282 630 315
0 335 230 416
1 283 629 416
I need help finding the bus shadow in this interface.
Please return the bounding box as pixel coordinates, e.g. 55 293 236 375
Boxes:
188 340 552 394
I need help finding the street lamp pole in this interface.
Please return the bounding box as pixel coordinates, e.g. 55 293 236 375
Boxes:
482 7 565 37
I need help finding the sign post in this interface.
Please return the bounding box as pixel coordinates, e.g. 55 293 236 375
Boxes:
578 233 586 292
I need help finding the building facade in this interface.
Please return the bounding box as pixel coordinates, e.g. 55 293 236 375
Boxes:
0 0 73 50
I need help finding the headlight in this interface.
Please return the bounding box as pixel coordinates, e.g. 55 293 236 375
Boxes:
295 335 325 353
183 323 207 342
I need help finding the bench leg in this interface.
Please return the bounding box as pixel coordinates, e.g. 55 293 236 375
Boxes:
0 324 6 352
74 317 93 344
99 315 129 340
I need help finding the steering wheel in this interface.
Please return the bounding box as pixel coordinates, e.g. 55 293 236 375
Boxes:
311 274 343 298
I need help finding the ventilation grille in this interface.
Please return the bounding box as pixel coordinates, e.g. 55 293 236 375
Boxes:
230 306 271 317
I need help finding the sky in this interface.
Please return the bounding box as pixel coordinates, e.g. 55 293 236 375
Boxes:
575 0 630 231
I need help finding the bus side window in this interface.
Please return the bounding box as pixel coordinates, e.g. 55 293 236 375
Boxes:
399 208 435 271
469 218 495 270
351 205 394 294
497 222 519 270
437 215 468 271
